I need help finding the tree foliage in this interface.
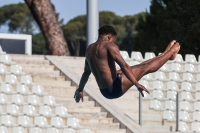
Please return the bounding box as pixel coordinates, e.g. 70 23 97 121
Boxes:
135 0 200 57
62 11 140 56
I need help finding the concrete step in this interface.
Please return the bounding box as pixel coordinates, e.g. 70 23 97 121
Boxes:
32 75 65 81
60 101 95 107
44 86 77 92
52 96 90 102
13 59 50 65
24 70 60 76
35 81 71 87
10 54 45 60
143 125 172 133
21 64 55 71
82 123 120 130
67 107 101 113
79 117 113 124
70 112 108 118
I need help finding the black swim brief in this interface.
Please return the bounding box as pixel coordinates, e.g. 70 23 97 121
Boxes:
100 73 123 99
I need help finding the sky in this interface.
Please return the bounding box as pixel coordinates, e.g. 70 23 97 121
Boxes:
0 0 151 33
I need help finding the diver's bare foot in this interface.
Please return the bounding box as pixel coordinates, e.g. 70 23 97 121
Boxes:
163 40 176 54
169 43 180 60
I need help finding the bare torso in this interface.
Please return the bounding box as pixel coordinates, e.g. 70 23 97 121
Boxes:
86 41 117 89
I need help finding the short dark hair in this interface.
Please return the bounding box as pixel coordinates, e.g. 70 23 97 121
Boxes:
98 25 117 36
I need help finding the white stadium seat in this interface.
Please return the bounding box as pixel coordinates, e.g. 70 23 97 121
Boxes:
17 115 33 127
144 52 155 60
23 104 38 116
181 82 193 92
55 106 72 118
32 85 47 96
179 101 192 112
149 100 163 111
185 54 197 63
166 91 177 101
164 100 176 111
20 75 35 85
194 102 200 111
152 80 165 90
0 83 15 94
0 64 9 74
50 116 68 128
0 46 6 55
152 90 165 100
193 112 200 121
12 126 26 133
166 81 179 91
0 93 9 104
120 51 131 60
180 91 194 101
6 104 22 116
67 117 84 129
34 116 50 127
162 110 175 121
5 74 19 85
171 63 183 72
10 65 25 75
43 96 59 106
0 105 6 115
63 128 76 133
0 55 15 65
78 129 93 133
1 114 16 126
169 72 182 82
29 127 42 133
46 127 59 133
27 95 42 106
183 73 195 82
131 51 144 61
192 122 200 132
185 63 196 73
195 82 200 91
179 111 191 122
195 92 200 101
179 121 191 132
16 84 31 95
155 71 167 81
39 105 55 117
174 54 184 63
0 126 8 133
11 94 26 105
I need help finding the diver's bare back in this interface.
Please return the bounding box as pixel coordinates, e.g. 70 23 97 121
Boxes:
86 41 117 90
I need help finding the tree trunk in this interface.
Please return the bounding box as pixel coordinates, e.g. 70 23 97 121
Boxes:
24 0 70 55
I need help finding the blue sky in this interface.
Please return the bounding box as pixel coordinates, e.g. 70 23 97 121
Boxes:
0 0 151 32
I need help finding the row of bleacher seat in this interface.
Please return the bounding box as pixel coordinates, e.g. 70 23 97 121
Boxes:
150 100 200 112
120 51 200 64
142 71 200 83
0 104 71 118
0 114 83 129
120 51 200 132
0 126 90 133
0 83 47 95
135 80 200 92
0 47 92 133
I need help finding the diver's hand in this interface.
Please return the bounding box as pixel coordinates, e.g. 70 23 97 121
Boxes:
136 84 150 97
74 89 84 103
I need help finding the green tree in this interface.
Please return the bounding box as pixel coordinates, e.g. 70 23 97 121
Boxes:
62 11 139 56
135 0 200 57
